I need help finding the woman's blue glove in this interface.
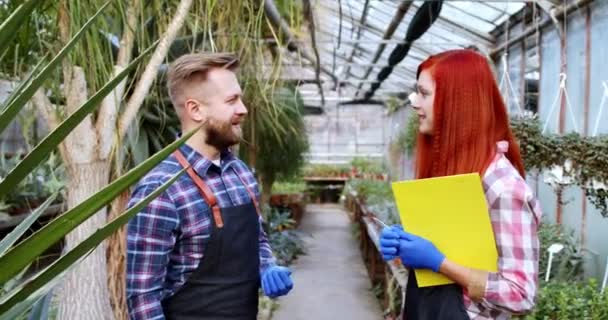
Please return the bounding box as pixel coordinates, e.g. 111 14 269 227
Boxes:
379 225 404 261
261 266 293 298
395 229 445 273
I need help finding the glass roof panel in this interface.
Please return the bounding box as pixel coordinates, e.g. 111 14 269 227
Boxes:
292 0 530 101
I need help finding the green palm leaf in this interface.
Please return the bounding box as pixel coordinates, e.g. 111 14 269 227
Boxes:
0 40 158 196
0 168 186 315
0 0 42 55
0 193 58 256
0 127 196 286
0 1 111 134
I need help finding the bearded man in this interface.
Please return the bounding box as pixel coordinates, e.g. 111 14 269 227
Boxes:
126 52 293 320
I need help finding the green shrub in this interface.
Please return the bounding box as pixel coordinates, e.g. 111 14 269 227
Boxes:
264 207 305 266
537 221 584 282
521 279 608 320
343 179 400 225
271 181 307 194
303 164 350 177
350 157 385 175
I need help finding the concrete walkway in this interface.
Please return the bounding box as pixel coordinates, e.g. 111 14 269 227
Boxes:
272 204 383 320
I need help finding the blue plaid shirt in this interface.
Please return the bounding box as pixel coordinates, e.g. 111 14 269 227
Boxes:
126 143 276 320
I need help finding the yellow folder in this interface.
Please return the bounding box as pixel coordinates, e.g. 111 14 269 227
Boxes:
391 173 498 287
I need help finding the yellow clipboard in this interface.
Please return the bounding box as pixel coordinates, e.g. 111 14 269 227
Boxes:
391 173 498 287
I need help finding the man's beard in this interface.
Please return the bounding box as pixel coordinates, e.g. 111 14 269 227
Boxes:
204 118 242 151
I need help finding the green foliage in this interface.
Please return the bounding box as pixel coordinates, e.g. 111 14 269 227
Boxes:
0 37 157 195
537 221 584 282
350 157 385 176
387 112 608 217
271 181 306 195
0 169 185 314
343 179 400 225
511 116 608 217
0 194 56 256
520 279 608 320
0 152 64 212
264 207 305 266
345 179 393 205
0 131 195 287
0 2 110 135
0 0 54 75
243 86 309 184
0 0 307 316
274 0 303 32
303 164 350 177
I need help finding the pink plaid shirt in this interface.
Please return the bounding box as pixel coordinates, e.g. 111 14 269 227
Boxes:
463 141 542 319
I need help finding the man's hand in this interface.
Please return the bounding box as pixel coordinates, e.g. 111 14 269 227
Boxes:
261 266 293 298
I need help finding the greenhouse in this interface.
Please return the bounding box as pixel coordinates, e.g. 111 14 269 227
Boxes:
1 0 608 319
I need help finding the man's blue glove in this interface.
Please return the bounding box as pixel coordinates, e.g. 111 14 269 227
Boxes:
379 225 404 261
261 266 293 298
395 229 445 273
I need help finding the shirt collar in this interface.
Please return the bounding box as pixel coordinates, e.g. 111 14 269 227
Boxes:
178 142 238 176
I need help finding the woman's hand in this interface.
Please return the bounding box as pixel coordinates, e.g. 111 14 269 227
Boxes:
379 225 403 261
380 225 445 273
394 229 445 272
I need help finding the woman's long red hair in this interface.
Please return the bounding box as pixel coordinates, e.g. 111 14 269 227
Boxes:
415 49 525 179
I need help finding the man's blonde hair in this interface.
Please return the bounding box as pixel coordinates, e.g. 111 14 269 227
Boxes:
166 52 239 108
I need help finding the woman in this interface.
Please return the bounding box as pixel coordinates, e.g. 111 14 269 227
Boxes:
380 49 542 320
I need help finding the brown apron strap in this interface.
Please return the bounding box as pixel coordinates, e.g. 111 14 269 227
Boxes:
173 150 224 229
235 174 261 217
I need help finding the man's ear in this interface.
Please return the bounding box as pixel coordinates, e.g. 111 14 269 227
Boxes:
184 98 205 122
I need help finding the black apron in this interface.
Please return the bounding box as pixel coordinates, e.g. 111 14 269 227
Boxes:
162 150 261 320
404 270 470 320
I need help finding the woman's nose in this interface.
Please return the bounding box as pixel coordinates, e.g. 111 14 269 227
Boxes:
409 92 420 109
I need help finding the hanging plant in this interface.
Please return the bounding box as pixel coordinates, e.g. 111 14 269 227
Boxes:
511 115 608 217
388 113 608 216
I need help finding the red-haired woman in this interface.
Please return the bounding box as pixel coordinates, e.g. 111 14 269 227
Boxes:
379 49 542 320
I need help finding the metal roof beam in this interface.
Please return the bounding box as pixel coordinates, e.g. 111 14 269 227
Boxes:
342 0 372 78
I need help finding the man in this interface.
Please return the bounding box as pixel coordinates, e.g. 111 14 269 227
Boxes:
126 52 293 320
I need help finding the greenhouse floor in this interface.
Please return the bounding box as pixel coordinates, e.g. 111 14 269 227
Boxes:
272 204 383 320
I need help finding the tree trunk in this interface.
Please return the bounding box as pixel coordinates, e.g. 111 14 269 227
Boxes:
107 191 131 320
58 161 114 320
259 173 275 211
50 1 193 318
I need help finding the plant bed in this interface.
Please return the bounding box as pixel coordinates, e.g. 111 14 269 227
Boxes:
269 193 305 228
344 192 406 319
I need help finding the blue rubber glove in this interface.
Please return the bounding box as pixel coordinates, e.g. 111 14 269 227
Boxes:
379 225 404 261
261 266 293 298
395 229 445 272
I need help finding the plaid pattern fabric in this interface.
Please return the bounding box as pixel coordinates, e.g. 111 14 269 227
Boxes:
463 141 542 319
126 143 276 320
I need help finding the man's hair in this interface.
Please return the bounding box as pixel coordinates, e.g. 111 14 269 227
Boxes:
166 52 239 108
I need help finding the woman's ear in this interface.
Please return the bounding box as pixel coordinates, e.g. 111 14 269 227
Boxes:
184 98 205 122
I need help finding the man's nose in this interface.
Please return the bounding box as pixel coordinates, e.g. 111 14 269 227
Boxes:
236 100 248 115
